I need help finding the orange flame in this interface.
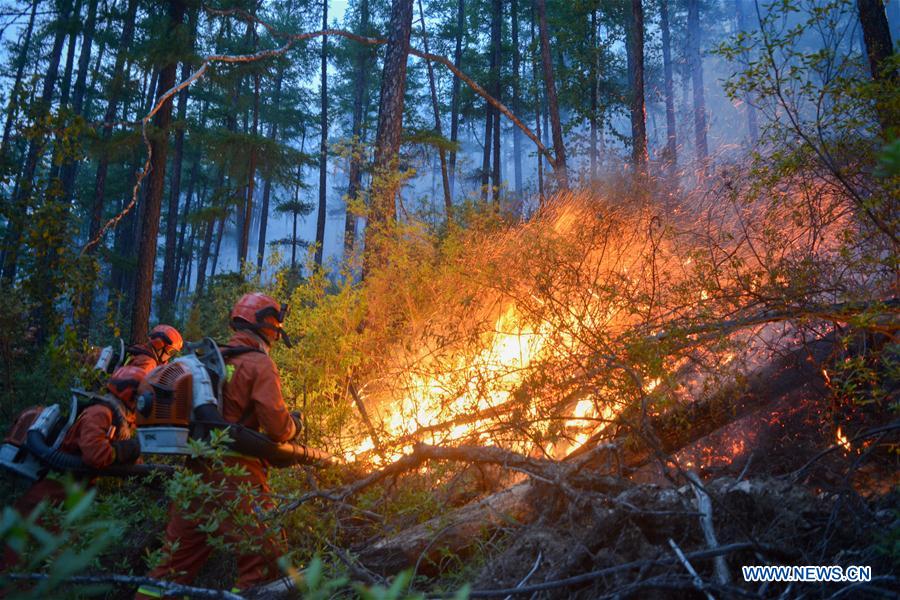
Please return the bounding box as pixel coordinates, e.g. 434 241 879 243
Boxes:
836 427 851 452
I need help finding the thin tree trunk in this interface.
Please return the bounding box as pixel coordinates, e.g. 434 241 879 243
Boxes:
688 0 708 164
57 0 83 111
240 17 260 268
292 167 302 270
589 9 598 181
314 0 329 267
45 0 82 197
344 0 370 256
1 0 38 155
733 0 758 144
82 9 108 120
194 169 222 298
417 0 452 221
86 0 138 255
629 0 648 171
178 208 197 300
660 0 677 175
531 5 543 204
480 105 492 203
59 0 98 203
1 0 74 284
490 0 502 207
856 0 896 133
511 0 523 196
534 0 567 189
130 0 186 343
448 0 464 199
209 213 225 281
240 75 260 267
257 65 286 274
174 155 199 294
160 7 198 320
365 0 415 274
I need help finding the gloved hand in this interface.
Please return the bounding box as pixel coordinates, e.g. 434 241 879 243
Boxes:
290 411 304 440
112 438 141 464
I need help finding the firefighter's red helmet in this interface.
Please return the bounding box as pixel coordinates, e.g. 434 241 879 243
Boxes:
149 324 183 363
230 293 292 346
107 365 146 406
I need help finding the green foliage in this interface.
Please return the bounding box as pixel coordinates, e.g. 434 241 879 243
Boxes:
279 556 470 600
716 0 898 244
0 479 122 599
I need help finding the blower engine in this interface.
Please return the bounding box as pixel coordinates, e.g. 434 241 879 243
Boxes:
136 338 332 468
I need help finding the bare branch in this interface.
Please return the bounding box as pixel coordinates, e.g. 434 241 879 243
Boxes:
2 572 243 599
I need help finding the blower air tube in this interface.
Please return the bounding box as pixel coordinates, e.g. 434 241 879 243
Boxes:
25 430 175 478
193 404 333 468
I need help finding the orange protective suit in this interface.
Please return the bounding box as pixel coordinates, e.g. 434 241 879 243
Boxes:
2 402 137 570
136 331 296 598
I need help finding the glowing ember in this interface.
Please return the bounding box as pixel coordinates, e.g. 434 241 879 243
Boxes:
836 427 851 452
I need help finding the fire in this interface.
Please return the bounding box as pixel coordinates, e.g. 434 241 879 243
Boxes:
344 304 559 462
342 198 661 464
836 427 851 452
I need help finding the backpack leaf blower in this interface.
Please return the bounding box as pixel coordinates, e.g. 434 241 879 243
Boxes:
1 392 175 481
135 338 333 468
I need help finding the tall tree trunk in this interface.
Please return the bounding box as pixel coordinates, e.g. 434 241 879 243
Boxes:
86 0 138 256
291 164 303 270
174 155 198 294
660 0 677 175
589 9 598 180
240 18 260 268
257 65 286 274
856 0 896 133
490 0 502 207
195 170 224 298
629 0 648 171
365 0 414 273
1 0 38 155
531 4 544 204
511 0 523 196
240 76 260 268
209 213 225 280
46 0 82 192
886 0 900 44
534 0 567 190
344 0 370 256
314 0 329 267
480 105 492 203
130 0 186 343
178 205 197 301
687 0 708 165
448 0 464 198
57 0 83 111
417 0 452 221
60 0 98 205
733 0 758 144
82 8 109 120
160 9 198 321
1 0 74 284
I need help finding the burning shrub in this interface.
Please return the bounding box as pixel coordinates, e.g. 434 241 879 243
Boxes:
279 168 894 469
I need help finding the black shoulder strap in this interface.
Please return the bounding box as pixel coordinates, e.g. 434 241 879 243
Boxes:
84 396 125 429
126 345 155 359
220 345 266 358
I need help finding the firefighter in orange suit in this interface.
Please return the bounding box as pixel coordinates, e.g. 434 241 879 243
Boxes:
125 324 184 375
2 365 144 570
136 293 301 598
